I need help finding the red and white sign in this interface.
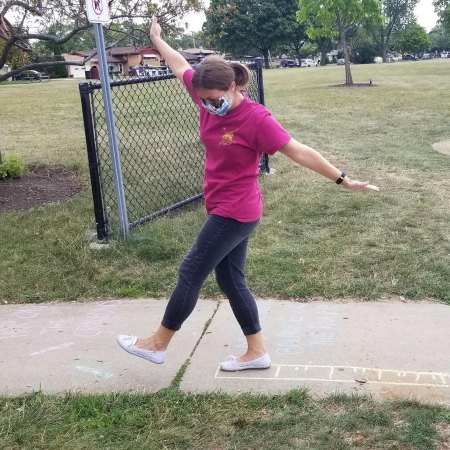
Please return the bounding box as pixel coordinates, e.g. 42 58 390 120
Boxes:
86 0 110 23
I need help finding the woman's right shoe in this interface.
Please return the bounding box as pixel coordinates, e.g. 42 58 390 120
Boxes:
219 353 271 372
116 335 165 364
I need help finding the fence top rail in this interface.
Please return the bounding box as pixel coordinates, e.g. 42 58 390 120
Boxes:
78 73 177 91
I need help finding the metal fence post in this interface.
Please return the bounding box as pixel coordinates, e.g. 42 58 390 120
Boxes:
93 23 129 239
79 82 108 240
255 57 270 174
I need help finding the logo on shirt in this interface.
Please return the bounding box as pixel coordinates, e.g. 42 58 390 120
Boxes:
220 128 235 146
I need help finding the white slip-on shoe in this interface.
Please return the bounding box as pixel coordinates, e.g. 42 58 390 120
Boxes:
116 335 165 364
219 353 271 372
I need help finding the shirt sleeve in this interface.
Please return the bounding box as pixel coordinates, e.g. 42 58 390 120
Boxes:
255 113 292 155
182 68 201 107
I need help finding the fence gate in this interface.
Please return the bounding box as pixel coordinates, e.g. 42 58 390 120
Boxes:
79 62 266 240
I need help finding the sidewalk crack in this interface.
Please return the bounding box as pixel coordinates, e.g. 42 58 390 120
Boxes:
169 300 220 390
189 300 221 358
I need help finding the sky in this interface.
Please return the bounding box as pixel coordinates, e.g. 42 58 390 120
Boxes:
183 0 438 33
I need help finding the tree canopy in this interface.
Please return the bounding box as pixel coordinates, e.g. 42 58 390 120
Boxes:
0 0 202 81
297 0 382 84
379 0 419 60
203 0 302 68
394 22 431 55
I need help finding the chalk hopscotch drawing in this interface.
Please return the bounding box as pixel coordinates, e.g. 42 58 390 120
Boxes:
215 364 450 388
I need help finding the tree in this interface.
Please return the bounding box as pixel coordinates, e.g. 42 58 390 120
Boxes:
0 0 202 82
277 0 309 67
394 22 431 55
351 26 380 64
379 0 419 61
433 0 450 34
203 0 298 68
440 5 450 34
429 24 450 51
297 0 382 85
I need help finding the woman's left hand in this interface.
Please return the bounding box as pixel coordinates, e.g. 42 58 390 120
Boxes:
341 177 380 192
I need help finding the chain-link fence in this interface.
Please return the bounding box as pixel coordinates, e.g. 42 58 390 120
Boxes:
79 60 266 240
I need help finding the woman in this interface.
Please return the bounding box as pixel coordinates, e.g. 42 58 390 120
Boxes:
117 17 379 372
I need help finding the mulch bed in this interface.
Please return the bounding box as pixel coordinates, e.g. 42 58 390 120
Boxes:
0 165 84 213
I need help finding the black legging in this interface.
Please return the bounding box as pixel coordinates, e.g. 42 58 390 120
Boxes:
161 214 261 335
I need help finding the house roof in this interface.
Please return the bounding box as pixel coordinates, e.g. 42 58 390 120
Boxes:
184 48 215 55
177 50 199 62
70 46 160 62
69 51 126 64
108 46 141 56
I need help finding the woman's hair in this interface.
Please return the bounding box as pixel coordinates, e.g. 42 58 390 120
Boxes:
192 55 249 91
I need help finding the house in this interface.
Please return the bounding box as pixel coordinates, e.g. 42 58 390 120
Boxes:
176 50 201 66
182 48 216 61
63 46 162 79
0 63 9 76
326 50 339 63
63 45 208 79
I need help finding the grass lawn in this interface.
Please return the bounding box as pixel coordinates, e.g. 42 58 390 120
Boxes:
0 62 449 303
0 64 449 449
1 388 449 449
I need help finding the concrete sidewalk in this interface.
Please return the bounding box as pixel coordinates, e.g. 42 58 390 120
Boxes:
1 299 449 404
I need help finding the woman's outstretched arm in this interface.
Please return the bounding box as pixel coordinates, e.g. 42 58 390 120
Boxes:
279 138 380 191
150 16 191 81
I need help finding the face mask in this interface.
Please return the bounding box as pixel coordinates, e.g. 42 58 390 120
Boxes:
201 93 232 116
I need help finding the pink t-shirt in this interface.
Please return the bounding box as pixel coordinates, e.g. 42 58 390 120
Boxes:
183 68 291 222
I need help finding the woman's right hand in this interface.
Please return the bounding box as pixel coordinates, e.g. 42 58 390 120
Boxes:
150 15 162 42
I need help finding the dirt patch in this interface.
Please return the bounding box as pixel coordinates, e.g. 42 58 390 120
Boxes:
0 165 84 213
331 82 376 87
432 139 450 156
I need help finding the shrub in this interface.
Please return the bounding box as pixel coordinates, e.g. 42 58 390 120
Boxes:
0 154 27 179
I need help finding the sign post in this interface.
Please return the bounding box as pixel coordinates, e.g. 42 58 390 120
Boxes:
86 0 129 239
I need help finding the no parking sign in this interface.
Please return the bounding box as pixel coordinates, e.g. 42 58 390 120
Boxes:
86 0 110 23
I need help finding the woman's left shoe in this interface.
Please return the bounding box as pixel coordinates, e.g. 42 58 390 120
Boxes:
219 353 271 371
116 335 165 364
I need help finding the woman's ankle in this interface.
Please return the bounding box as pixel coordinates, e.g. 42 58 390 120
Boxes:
136 336 167 351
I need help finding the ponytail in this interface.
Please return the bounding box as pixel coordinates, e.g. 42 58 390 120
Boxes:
230 62 249 89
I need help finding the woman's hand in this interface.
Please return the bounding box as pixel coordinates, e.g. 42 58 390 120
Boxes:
150 15 162 42
341 177 380 192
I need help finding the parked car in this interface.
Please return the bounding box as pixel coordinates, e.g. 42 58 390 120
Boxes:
300 59 318 67
280 58 297 68
441 51 449 58
129 65 170 77
336 58 346 65
13 69 42 81
421 53 432 59
402 54 416 60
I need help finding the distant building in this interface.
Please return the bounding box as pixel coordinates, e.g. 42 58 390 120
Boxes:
326 50 339 63
0 63 9 76
63 46 216 79
176 50 202 66
63 46 162 79
183 48 216 61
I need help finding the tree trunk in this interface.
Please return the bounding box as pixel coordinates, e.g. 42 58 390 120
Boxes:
294 42 304 68
339 26 353 85
263 49 270 69
381 26 387 62
320 49 327 65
